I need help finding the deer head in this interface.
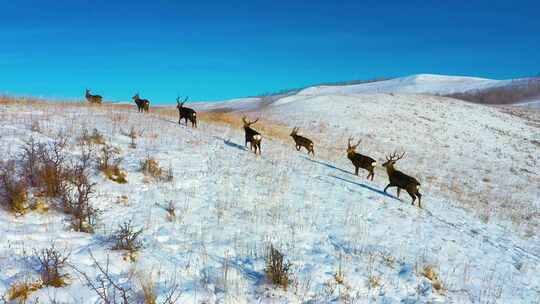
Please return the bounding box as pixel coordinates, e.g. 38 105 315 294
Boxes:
383 151 405 169
290 127 299 136
132 93 140 100
347 137 361 155
242 116 259 128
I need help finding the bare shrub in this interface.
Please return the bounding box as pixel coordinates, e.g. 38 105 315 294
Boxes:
98 145 127 184
72 253 135 304
35 246 70 287
61 148 99 233
0 161 29 214
265 244 292 290
36 135 69 198
73 252 182 304
20 137 41 187
111 221 143 261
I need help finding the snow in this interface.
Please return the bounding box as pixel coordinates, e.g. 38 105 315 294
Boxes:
298 74 514 96
0 89 539 303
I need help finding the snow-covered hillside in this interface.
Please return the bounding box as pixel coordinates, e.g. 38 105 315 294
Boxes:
0 94 539 303
298 74 521 96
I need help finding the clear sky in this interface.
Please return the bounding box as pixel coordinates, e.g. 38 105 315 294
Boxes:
1 0 539 103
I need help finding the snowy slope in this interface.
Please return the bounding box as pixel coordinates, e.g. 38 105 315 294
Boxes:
298 74 514 96
0 96 539 303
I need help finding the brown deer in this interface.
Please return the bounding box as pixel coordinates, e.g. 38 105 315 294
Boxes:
347 137 377 180
85 89 102 104
176 96 197 127
382 152 422 208
132 93 150 113
242 116 262 155
290 127 314 156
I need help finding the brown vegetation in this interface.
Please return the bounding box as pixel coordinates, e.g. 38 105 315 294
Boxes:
446 78 540 104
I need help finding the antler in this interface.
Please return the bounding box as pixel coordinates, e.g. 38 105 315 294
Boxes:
348 137 361 149
386 151 405 161
242 116 259 126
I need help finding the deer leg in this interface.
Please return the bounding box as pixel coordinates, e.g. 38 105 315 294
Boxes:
416 192 422 208
354 167 359 176
396 188 401 198
406 189 416 206
384 184 392 193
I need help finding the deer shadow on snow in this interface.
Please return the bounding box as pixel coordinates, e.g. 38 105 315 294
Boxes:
213 136 247 151
301 156 399 201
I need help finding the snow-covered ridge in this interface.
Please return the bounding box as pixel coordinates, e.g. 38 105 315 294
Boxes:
299 74 518 96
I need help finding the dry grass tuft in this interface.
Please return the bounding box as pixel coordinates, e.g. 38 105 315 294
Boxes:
6 280 42 302
98 145 128 184
140 156 173 183
80 128 106 145
422 265 444 292
265 244 292 290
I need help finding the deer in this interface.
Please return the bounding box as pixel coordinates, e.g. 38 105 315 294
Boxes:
176 96 197 127
85 89 102 104
132 93 150 113
347 137 377 181
382 152 422 208
242 116 262 155
290 127 314 156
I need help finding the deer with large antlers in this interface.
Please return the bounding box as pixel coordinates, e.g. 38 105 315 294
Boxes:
347 137 377 180
382 152 422 208
132 93 150 113
85 89 102 104
290 127 314 156
242 116 262 155
176 96 197 127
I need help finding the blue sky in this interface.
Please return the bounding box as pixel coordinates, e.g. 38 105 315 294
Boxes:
1 0 539 103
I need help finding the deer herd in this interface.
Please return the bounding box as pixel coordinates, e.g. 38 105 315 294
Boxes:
84 89 423 208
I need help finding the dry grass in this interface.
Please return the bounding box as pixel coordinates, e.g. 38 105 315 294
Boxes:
421 265 444 292
98 145 128 184
265 244 292 290
6 280 42 302
140 156 173 183
0 168 29 214
80 128 106 145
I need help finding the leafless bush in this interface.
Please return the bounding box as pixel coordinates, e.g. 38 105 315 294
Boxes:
98 145 127 184
73 253 135 304
0 161 28 214
61 147 99 233
73 252 181 304
20 137 41 187
36 135 69 198
265 244 292 290
35 246 71 287
111 221 143 261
